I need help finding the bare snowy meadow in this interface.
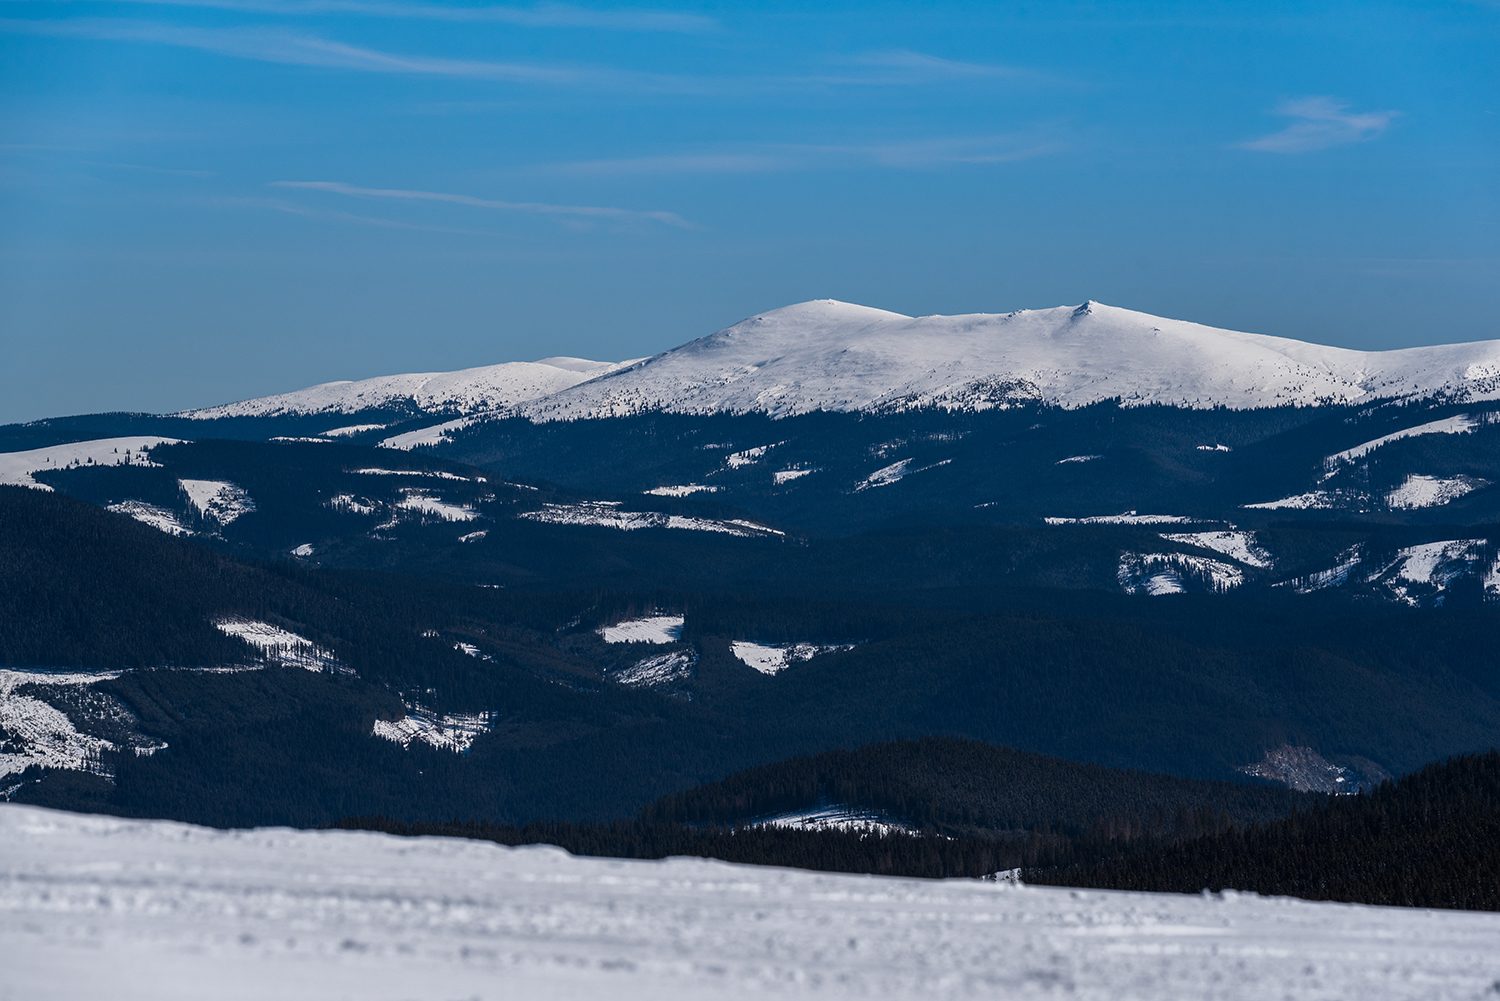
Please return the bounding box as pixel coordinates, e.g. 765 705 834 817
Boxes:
2 806 1498 1001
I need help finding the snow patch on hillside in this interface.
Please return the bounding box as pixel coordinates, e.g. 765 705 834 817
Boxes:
106 500 193 536
371 705 490 753
1369 539 1487 606
1320 413 1497 480
615 650 696 688
1046 511 1198 525
730 641 855 675
598 615 684 644
773 467 817 484
1056 454 1101 464
379 417 472 451
757 805 913 836
0 437 179 490
8 805 1500 1001
1244 491 1343 510
391 491 479 523
326 494 377 515
725 442 783 469
321 423 386 437
854 457 951 492
644 484 719 496
213 617 342 672
1385 474 1488 510
1119 553 1244 595
519 501 782 537
351 467 476 481
178 479 255 525
1160 530 1272 568
0 672 130 781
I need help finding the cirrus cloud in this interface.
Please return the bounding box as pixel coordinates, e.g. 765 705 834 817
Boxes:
1239 96 1399 153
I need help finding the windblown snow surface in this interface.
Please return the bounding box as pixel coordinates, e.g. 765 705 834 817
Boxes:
176 357 631 419
514 300 1500 420
4 806 1500 1001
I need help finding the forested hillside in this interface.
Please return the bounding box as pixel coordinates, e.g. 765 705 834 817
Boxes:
1028 751 1500 910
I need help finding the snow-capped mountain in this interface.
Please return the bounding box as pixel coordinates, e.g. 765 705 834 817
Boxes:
165 301 1500 425
176 357 634 421
517 300 1500 420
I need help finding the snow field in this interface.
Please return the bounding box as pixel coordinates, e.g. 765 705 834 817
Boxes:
1385 474 1489 509
106 499 193 535
1118 553 1244 595
178 478 255 525
0 436 179 490
615 650 696 688
371 705 490 753
520 501 782 537
176 357 629 420
854 457 951 492
598 616 684 644
0 671 126 781
730 641 854 675
756 805 913 836
392 490 479 522
1046 511 1198 525
1159 530 1273 568
5 804 1500 1001
773 467 817 484
644 483 720 496
213 617 342 672
517 299 1500 421
1319 412 1496 479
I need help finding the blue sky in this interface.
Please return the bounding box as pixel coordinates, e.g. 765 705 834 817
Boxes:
1 0 1496 422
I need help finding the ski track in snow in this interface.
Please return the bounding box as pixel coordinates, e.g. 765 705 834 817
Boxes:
4 805 1500 1001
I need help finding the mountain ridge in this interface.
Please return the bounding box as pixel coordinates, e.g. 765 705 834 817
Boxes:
169 300 1500 427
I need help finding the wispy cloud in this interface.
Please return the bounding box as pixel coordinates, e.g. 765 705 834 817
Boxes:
7 0 718 33
847 50 1030 80
552 137 1063 176
272 180 694 228
1239 97 1399 153
0 18 684 86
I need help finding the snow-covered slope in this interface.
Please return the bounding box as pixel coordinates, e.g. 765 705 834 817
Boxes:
6 804 1500 1001
176 356 632 420
516 300 1500 419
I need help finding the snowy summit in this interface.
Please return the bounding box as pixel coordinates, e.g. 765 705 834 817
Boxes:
172 301 1500 424
519 300 1500 419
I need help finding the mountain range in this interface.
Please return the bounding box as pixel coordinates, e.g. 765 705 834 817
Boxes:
174 299 1500 429
4 298 1500 843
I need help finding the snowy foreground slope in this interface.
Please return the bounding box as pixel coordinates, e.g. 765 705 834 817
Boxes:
4 806 1499 1001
